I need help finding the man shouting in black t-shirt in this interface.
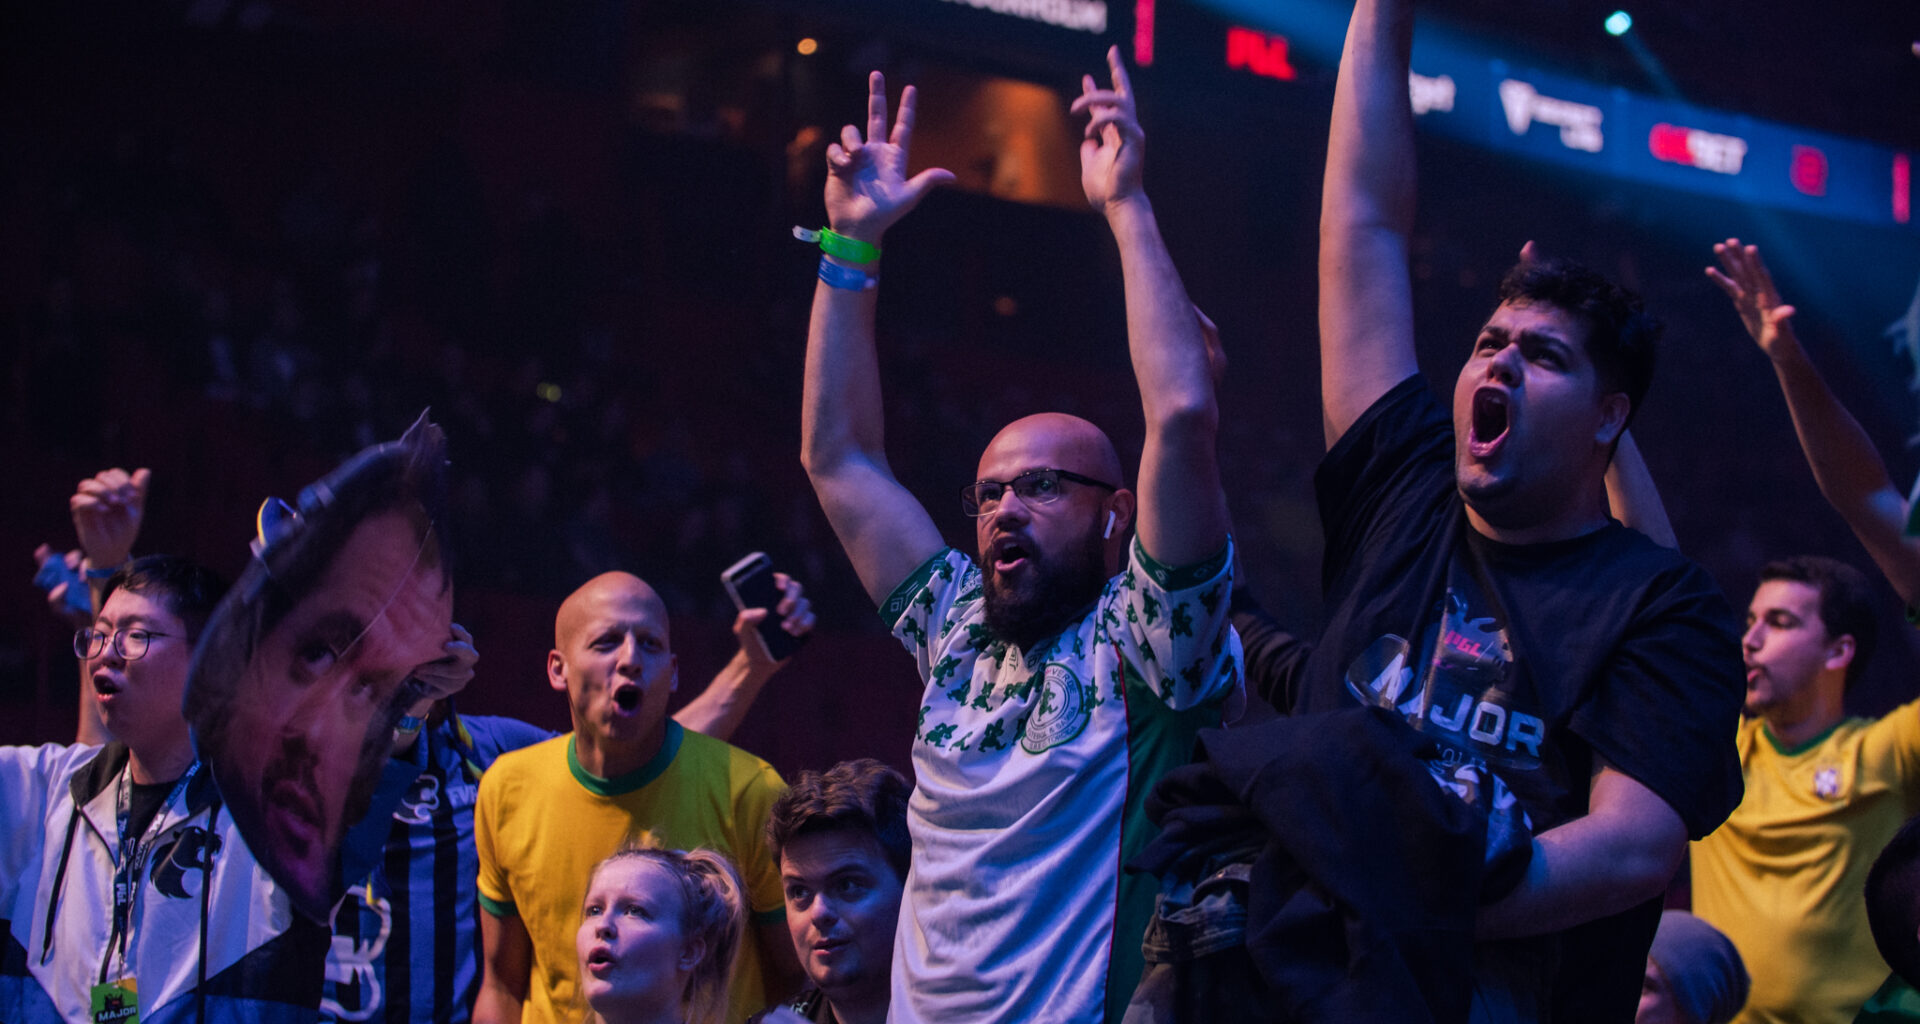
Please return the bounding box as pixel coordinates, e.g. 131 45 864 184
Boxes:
1298 0 1746 1019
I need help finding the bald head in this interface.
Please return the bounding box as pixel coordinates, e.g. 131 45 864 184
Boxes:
977 413 1125 488
555 572 671 650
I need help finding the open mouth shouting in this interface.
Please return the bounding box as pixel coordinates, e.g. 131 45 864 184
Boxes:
990 534 1033 575
92 670 124 702
611 681 643 716
1468 387 1511 458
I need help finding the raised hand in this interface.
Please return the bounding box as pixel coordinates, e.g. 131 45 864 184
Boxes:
69 466 150 570
408 622 479 706
1070 46 1146 214
33 544 92 628
731 572 816 670
824 72 956 245
1707 238 1799 358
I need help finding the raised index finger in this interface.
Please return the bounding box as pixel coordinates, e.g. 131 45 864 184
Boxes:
1105 45 1132 100
867 71 890 145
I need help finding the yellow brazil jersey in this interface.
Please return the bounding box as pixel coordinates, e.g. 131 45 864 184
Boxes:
1691 702 1920 1024
475 723 787 1024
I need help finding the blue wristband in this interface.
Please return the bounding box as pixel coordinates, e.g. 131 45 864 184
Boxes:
817 256 876 292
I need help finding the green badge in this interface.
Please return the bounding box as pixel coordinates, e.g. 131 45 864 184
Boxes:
91 978 139 1023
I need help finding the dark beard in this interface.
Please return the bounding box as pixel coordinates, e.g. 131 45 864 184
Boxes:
981 526 1109 652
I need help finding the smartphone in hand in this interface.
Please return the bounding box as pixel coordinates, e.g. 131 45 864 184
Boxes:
721 552 806 661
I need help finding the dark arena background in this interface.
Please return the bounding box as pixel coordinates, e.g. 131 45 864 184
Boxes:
2 0 1916 777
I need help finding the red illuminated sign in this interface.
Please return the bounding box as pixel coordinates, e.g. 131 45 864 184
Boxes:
1226 26 1296 82
1134 0 1154 67
1647 123 1690 164
1896 154 1911 225
1790 145 1828 197
1647 123 1747 175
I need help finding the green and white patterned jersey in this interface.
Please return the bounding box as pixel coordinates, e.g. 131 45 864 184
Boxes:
880 537 1238 1024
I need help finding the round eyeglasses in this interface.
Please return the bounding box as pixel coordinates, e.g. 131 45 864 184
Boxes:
74 627 176 661
960 468 1119 517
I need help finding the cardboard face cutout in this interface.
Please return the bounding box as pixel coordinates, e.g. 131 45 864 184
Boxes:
186 413 453 921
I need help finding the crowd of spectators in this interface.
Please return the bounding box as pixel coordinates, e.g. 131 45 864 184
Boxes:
5 0 1918 757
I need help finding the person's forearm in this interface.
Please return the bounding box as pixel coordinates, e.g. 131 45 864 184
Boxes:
1477 823 1674 939
801 276 889 479
472 987 523 1024
1106 197 1228 563
1767 340 1920 603
799 262 946 605
1230 590 1313 712
1773 339 1898 509
1107 197 1214 431
1475 772 1684 940
672 650 772 743
476 911 531 1024
1604 431 1677 550
1323 0 1416 238
1317 0 1419 446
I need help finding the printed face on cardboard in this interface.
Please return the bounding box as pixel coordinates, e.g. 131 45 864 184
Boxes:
186 414 453 921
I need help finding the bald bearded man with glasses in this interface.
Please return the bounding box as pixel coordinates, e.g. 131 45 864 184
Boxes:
798 52 1239 1024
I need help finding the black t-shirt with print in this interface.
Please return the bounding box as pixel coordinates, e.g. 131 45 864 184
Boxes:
1291 376 1745 1021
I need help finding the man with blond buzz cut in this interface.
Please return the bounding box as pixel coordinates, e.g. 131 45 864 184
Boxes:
799 50 1238 1024
473 572 801 1024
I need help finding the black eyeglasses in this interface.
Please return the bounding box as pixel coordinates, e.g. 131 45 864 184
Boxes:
960 468 1119 517
74 627 176 661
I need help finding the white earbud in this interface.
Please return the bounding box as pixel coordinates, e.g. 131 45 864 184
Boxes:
1104 510 1117 539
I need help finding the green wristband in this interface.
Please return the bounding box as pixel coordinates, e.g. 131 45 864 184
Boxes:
793 226 880 265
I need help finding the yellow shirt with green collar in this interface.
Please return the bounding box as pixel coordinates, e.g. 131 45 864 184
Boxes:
475 723 786 1024
1692 702 1920 1024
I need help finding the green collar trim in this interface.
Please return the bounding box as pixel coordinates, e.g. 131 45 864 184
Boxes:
1762 718 1842 758
568 722 683 796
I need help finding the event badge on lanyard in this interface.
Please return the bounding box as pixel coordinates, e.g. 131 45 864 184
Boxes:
94 761 199 1024
89 977 138 1023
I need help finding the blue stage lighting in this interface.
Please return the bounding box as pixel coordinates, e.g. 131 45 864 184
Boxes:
1605 10 1633 36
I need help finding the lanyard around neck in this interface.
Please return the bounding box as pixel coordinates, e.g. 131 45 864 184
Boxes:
101 759 199 984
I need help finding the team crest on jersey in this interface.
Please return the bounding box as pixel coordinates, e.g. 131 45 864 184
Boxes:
324 886 393 1021
149 826 222 899
395 774 440 824
1813 765 1842 800
1021 663 1090 754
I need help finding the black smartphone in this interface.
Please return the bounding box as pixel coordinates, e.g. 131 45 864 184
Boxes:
721 552 806 661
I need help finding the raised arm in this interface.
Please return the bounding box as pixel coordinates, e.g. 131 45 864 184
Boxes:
64 467 150 746
1709 238 1920 605
1604 431 1678 550
1319 0 1420 448
1071 47 1228 564
799 72 955 605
